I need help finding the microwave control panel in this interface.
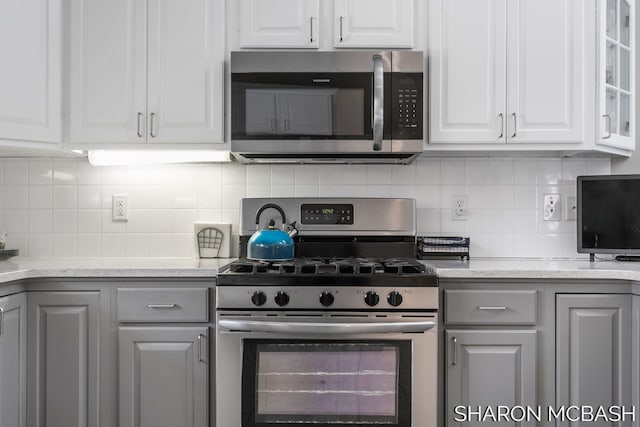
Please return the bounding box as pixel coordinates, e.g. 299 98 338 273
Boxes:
301 204 354 225
391 73 423 139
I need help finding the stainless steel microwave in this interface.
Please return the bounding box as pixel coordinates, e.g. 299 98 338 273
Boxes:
230 51 424 164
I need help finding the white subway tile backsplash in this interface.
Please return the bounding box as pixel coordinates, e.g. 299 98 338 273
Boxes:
5 186 28 209
29 186 52 209
513 159 538 185
77 186 102 209
53 186 77 209
77 234 101 257
464 158 489 185
294 165 319 185
53 234 78 257
440 159 465 185
28 159 53 185
5 159 28 185
53 160 78 184
367 165 392 185
0 156 611 259
391 164 416 185
53 210 77 233
101 233 126 257
28 234 53 257
77 210 101 233
538 159 562 185
29 210 52 233
148 234 174 257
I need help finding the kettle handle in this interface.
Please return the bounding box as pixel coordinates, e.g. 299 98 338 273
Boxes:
255 203 287 226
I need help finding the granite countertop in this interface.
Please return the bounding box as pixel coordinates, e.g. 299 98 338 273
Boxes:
1 257 640 285
0 257 235 284
426 258 640 281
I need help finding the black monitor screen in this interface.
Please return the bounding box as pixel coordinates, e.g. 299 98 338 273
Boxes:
578 175 640 253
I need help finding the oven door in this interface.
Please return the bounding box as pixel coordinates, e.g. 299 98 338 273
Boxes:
216 313 437 427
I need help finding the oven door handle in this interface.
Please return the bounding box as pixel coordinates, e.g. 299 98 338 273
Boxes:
218 319 435 335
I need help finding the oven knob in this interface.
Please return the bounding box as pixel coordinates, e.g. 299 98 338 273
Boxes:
319 291 335 307
364 291 380 307
387 291 403 307
251 291 267 307
274 291 290 307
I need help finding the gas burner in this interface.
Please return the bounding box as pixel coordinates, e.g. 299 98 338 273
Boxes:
222 257 431 276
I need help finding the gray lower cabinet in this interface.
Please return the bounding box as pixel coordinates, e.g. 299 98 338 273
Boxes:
556 294 632 425
118 326 209 427
0 292 27 427
445 330 537 427
26 291 101 427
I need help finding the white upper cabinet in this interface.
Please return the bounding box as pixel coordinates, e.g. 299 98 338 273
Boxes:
239 0 319 48
429 0 507 143
597 0 635 151
0 0 61 144
333 0 415 48
68 0 146 143
430 0 585 146
68 0 224 146
147 0 224 143
507 0 585 144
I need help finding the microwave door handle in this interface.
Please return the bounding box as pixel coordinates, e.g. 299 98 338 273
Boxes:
372 54 384 151
218 319 435 335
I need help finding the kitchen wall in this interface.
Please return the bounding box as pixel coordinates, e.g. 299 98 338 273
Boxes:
0 156 609 259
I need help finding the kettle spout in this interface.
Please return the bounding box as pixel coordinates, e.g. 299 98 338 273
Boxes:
286 221 298 238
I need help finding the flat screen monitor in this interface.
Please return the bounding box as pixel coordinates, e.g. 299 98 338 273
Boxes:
578 174 640 255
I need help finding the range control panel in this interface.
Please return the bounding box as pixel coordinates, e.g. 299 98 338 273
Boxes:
301 204 354 225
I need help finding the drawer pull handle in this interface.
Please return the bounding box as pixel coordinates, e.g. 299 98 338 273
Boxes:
147 304 178 309
476 306 508 311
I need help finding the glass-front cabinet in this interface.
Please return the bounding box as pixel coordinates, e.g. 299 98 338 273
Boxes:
599 0 635 150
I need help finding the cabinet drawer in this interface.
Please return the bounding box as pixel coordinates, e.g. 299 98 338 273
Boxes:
117 288 208 322
444 290 537 325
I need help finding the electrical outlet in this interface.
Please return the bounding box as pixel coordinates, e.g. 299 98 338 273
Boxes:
543 194 561 221
565 195 577 221
452 195 468 221
112 194 128 221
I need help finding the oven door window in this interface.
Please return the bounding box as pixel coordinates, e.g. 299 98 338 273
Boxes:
232 73 376 140
242 340 411 427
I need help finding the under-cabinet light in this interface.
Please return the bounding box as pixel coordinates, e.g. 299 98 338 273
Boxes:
87 150 231 166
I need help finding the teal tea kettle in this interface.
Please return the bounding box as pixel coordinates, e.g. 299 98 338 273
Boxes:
248 203 298 261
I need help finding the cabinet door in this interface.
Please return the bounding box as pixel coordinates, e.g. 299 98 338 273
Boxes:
119 327 208 427
0 293 27 427
428 0 507 144
506 0 586 144
334 0 414 48
0 0 60 143
27 292 101 427
445 330 537 427
147 0 224 143
556 294 632 425
68 0 147 143
239 0 319 48
597 0 635 150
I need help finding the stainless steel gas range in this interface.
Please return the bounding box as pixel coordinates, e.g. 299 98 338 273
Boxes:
216 198 438 427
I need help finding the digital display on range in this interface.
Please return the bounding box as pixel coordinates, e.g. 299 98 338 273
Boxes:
301 204 354 225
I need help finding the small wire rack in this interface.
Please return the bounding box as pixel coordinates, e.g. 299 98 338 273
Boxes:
197 227 224 258
417 236 470 260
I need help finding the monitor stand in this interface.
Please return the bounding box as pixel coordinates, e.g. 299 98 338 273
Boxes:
615 255 640 262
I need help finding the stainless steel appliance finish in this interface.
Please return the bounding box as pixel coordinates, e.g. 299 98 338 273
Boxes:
240 197 416 236
216 197 438 427
231 51 424 164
